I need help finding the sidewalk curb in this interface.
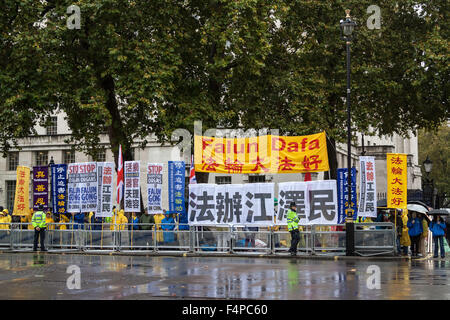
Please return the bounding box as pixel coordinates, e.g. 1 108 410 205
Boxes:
0 250 411 261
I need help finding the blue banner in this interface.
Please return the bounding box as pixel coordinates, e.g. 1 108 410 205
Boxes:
51 164 67 216
337 167 357 223
168 161 186 221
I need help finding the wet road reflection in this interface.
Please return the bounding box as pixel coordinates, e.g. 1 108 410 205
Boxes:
0 253 448 299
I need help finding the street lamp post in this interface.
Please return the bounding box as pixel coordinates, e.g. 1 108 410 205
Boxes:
48 156 55 213
340 10 357 256
422 155 434 207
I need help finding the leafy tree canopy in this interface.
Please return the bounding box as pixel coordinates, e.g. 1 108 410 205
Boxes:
1 0 448 171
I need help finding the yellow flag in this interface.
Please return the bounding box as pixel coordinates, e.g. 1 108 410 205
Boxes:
387 153 407 209
13 166 31 215
194 131 329 174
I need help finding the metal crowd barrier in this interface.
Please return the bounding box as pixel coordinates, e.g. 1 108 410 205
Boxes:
0 222 396 256
354 222 396 256
311 225 346 255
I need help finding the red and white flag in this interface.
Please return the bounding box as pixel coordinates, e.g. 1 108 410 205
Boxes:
189 154 197 184
117 145 124 205
304 172 312 182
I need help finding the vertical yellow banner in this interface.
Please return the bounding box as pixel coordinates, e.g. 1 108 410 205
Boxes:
13 166 31 215
387 153 407 209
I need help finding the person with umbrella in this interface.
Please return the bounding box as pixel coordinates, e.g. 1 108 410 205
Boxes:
407 211 423 257
429 214 447 259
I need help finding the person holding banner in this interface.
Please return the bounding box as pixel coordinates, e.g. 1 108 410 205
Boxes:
287 202 300 256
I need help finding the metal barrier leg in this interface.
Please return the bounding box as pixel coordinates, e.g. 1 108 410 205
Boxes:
153 228 157 252
270 230 274 255
311 225 316 255
189 228 194 253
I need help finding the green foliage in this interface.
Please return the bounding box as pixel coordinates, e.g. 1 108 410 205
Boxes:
1 0 448 167
418 124 450 194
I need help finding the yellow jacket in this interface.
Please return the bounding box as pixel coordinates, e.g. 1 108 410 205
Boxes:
0 216 9 230
110 210 128 231
46 217 55 230
400 211 411 246
21 215 34 230
421 219 428 237
153 213 165 242
59 215 70 230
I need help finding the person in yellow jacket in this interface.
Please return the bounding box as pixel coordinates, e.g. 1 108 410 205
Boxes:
400 209 411 256
26 208 35 230
419 213 429 256
46 211 55 230
110 209 128 231
3 209 12 225
59 214 70 230
0 211 9 230
153 211 166 243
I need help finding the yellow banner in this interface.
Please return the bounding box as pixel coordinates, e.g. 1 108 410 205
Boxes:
194 132 329 174
13 166 31 215
387 153 407 209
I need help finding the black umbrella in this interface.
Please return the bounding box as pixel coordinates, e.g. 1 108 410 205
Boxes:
427 209 450 216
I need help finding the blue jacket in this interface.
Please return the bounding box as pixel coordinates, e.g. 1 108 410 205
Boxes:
71 213 85 230
90 216 102 231
129 216 139 230
407 218 423 236
178 214 190 231
161 217 175 242
429 221 446 237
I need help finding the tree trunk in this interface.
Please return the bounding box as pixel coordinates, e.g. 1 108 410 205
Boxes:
98 75 132 168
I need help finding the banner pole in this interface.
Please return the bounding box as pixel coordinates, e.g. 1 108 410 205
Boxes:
101 220 103 249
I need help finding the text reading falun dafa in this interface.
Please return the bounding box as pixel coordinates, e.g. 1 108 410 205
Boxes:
387 153 407 209
194 132 329 174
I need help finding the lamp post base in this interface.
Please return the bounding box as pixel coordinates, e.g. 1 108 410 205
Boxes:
346 221 355 256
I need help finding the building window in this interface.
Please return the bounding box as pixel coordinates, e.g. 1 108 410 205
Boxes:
215 176 231 185
63 150 75 164
6 180 16 212
8 152 19 171
92 149 106 162
95 149 106 162
46 117 58 135
249 175 265 183
35 151 48 166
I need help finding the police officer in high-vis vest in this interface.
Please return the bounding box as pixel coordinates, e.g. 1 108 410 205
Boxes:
287 202 300 256
32 204 47 251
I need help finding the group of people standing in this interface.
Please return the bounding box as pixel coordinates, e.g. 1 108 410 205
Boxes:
0 204 188 251
404 211 447 259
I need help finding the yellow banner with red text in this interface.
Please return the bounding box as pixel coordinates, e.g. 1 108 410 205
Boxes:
387 153 407 209
194 132 329 174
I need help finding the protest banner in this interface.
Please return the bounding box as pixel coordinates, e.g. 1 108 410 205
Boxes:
337 167 358 223
188 183 275 226
277 180 338 225
168 161 186 218
387 153 407 209
33 166 49 210
13 166 30 215
194 132 329 174
67 162 98 213
147 163 163 214
358 157 377 218
96 162 114 217
124 161 140 212
51 164 67 215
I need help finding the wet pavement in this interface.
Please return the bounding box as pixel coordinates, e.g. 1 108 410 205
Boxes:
0 252 449 299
